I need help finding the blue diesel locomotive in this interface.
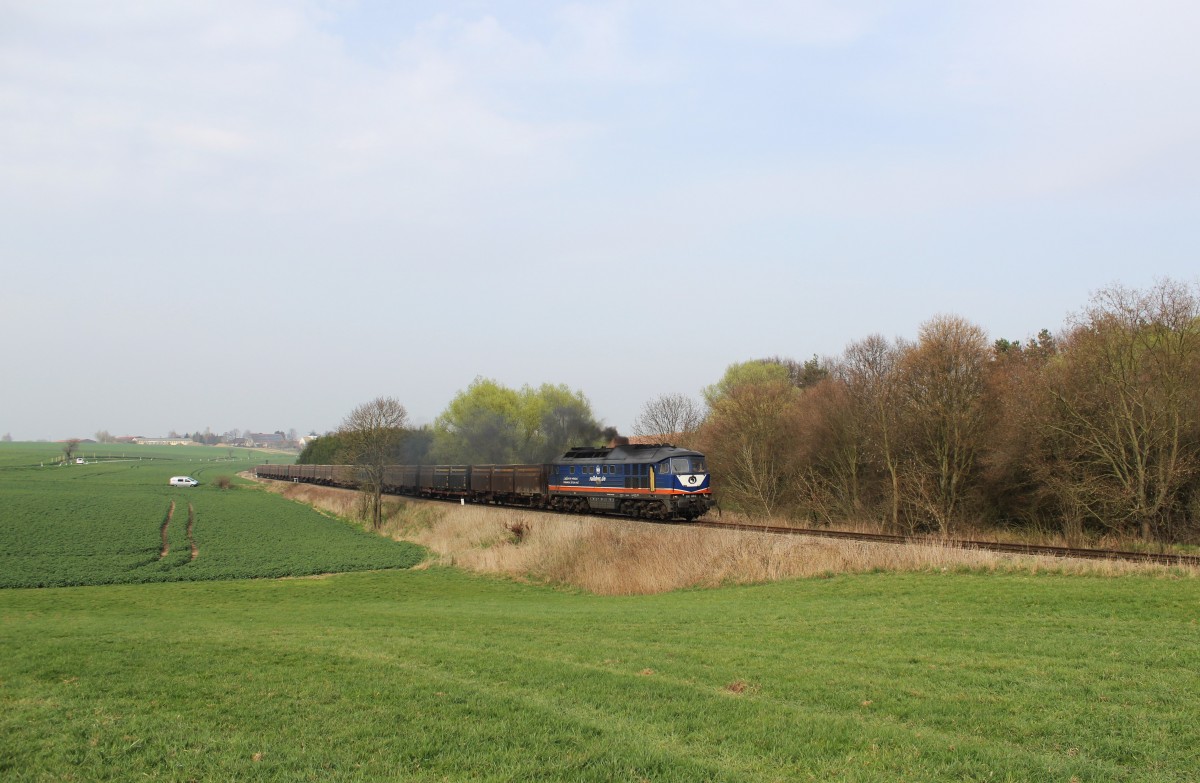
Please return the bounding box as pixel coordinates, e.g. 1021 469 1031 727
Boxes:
255 443 714 521
549 444 712 520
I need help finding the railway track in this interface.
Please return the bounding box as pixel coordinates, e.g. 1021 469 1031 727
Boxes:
255 474 1199 568
695 519 1200 567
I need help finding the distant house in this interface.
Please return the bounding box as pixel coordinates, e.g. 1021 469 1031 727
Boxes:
134 437 194 446
246 432 297 449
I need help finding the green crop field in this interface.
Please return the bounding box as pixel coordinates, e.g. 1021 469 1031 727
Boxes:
0 440 268 469
2 442 1198 781
0 442 422 587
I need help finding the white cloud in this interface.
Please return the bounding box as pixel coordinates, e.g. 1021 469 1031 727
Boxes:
688 0 884 45
5 1 1196 234
0 2 594 218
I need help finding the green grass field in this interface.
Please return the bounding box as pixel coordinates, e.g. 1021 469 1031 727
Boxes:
0 442 422 587
2 442 1198 781
2 569 1197 781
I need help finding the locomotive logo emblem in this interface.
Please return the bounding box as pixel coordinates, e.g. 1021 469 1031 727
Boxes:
688 476 698 485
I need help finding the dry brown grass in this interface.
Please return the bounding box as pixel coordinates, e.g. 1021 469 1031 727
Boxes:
249 477 1197 595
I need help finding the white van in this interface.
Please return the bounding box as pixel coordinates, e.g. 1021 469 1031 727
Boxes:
169 476 199 487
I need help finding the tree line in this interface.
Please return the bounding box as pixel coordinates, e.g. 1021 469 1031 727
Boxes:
299 381 610 529
301 381 606 467
690 280 1200 544
307 279 1200 544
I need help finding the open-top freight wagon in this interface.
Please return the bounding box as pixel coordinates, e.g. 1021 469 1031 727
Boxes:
256 444 713 521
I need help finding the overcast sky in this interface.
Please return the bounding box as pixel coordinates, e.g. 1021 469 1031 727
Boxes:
3 1 1199 441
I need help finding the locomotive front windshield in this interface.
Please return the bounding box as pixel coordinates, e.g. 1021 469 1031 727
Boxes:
669 457 707 474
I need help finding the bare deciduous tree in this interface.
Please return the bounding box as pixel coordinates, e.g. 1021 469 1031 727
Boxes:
632 393 703 443
792 379 863 524
896 315 990 534
839 334 907 531
62 438 82 462
1043 280 1200 541
700 380 803 518
976 330 1061 534
339 397 409 531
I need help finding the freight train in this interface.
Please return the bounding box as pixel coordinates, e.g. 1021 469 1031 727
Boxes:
255 443 714 521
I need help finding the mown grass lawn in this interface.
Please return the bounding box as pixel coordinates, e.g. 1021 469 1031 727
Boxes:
2 568 1197 782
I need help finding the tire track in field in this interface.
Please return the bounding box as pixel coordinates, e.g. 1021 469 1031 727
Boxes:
187 503 198 561
159 500 175 559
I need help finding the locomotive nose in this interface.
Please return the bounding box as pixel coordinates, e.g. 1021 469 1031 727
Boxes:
677 472 709 492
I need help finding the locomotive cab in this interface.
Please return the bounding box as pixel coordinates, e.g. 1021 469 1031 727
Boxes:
653 455 710 494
